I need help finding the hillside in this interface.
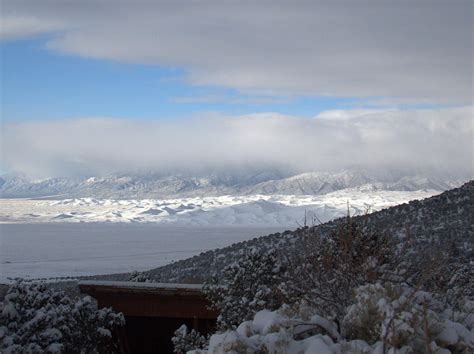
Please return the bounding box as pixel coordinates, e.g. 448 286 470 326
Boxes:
139 180 473 283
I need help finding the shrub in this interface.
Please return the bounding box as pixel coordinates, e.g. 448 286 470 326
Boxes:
129 270 152 283
0 281 124 353
202 214 473 352
342 283 445 351
281 217 397 325
203 297 474 354
171 324 207 353
203 248 286 330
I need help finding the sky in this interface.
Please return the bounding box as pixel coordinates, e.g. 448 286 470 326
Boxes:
0 0 472 179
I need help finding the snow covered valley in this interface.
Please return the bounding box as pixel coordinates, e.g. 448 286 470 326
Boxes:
0 189 439 282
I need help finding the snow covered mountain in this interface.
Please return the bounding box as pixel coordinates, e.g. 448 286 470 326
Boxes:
0 170 463 199
0 170 464 227
0 172 280 199
244 172 459 195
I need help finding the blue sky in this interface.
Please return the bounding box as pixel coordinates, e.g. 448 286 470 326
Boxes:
1 37 363 122
2 0 470 123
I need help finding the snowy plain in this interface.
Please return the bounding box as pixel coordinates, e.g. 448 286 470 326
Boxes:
0 223 282 282
0 189 439 282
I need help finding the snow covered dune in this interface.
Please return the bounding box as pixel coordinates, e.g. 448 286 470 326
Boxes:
0 189 437 226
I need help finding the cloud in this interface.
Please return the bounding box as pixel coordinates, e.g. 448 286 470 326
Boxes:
169 94 291 105
0 15 65 40
2 107 472 179
315 109 395 121
1 0 472 104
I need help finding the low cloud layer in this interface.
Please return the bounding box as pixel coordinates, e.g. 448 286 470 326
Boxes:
1 0 472 104
2 107 472 179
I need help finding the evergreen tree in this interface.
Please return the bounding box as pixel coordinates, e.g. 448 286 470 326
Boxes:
0 281 124 353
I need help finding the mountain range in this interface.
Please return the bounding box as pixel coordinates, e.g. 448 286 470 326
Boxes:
0 170 464 199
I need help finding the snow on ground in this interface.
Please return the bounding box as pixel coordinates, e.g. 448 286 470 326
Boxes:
0 189 438 282
0 189 438 226
0 224 282 282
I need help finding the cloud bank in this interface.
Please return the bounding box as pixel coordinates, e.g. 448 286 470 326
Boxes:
1 0 472 104
2 107 472 179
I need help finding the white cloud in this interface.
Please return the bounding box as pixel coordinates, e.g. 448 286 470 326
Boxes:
314 109 395 121
1 0 472 104
169 94 291 105
0 16 64 40
2 107 472 179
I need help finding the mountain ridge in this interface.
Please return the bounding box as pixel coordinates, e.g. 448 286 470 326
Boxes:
0 170 464 199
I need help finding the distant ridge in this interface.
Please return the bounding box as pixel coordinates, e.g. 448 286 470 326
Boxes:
0 170 464 199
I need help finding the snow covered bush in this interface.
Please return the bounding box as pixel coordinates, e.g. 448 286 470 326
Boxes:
281 217 397 325
172 324 208 353
202 308 367 353
203 248 286 330
200 215 473 352
343 283 446 351
201 301 474 354
129 270 152 283
410 239 474 311
0 281 125 353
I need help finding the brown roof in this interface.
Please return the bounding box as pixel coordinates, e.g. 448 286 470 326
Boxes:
79 280 217 319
